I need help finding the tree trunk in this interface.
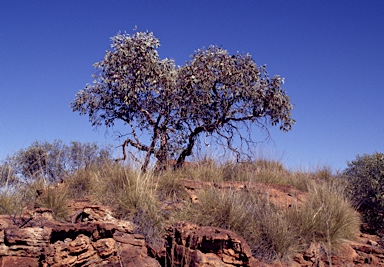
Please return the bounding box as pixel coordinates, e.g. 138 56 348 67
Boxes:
176 132 198 169
154 132 169 171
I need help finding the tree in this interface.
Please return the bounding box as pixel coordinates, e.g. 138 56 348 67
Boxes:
343 153 384 234
16 143 51 181
0 160 18 187
72 31 294 172
2 140 113 184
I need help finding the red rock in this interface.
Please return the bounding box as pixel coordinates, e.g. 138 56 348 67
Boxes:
93 238 116 258
0 256 39 267
113 231 146 246
165 221 254 267
118 243 161 267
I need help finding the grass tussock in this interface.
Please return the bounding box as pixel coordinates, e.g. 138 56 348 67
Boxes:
177 157 311 192
65 167 97 199
0 189 25 217
35 185 69 220
221 159 289 184
290 181 361 247
155 170 188 202
180 158 224 182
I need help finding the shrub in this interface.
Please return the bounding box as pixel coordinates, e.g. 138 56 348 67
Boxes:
343 153 384 235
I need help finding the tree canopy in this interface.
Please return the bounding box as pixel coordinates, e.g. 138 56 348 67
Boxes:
0 140 112 186
72 31 294 172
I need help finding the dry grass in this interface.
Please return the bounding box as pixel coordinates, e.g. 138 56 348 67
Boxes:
65 167 96 199
180 157 311 190
35 185 69 220
155 170 189 202
179 158 224 182
289 180 361 247
0 189 25 217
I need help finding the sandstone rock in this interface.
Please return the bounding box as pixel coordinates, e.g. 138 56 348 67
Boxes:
165 221 254 267
4 226 51 246
3 226 51 257
0 203 162 267
67 234 92 254
0 256 39 267
118 243 161 267
71 205 136 234
0 244 9 256
43 235 102 267
113 231 146 246
93 238 116 258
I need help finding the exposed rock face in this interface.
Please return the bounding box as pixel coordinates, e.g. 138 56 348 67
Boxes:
164 221 257 267
0 205 160 267
291 237 384 267
181 179 307 209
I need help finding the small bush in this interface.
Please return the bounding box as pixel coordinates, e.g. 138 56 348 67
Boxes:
3 140 113 184
343 153 384 235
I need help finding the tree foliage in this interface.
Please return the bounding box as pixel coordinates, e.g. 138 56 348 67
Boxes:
343 152 384 235
0 140 112 185
72 31 294 172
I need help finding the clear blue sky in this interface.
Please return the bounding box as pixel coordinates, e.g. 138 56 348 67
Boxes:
1 0 383 171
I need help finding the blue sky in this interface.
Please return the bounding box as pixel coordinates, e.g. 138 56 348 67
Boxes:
1 0 383 171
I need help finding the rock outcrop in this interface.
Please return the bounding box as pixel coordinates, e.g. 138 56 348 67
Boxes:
164 221 257 267
0 206 160 267
0 181 383 266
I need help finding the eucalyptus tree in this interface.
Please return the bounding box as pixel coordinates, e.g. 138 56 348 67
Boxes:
0 140 113 184
72 31 294 172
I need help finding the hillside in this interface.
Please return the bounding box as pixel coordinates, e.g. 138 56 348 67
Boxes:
0 160 383 266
